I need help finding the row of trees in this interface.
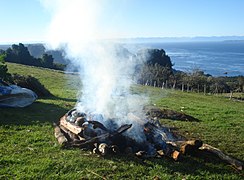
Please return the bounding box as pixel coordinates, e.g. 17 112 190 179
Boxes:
169 70 243 94
136 49 244 94
0 43 65 70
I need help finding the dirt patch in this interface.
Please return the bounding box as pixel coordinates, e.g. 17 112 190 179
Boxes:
144 106 200 122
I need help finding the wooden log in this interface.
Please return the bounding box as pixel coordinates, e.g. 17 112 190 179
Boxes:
171 150 181 161
112 124 132 135
167 140 202 149
157 146 181 161
98 143 109 156
71 123 132 148
200 143 243 171
54 124 68 146
88 121 108 131
180 140 203 154
59 125 81 141
157 150 165 156
60 116 83 135
71 133 110 148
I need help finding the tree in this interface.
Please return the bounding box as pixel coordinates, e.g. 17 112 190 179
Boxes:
5 43 36 65
237 76 244 92
0 54 11 81
171 71 187 91
190 69 207 92
209 77 229 94
1 43 65 70
0 49 5 55
41 53 54 68
135 49 173 87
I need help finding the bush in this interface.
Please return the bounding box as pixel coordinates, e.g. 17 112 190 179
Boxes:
11 74 53 97
0 54 12 82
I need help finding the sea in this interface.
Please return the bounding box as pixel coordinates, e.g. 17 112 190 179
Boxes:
127 41 244 77
1 40 244 76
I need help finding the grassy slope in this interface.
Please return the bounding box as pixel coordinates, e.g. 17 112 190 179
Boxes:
0 63 243 179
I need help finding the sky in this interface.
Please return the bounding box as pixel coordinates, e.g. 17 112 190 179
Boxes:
0 0 244 44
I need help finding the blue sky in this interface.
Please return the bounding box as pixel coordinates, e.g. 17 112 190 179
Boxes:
0 0 244 44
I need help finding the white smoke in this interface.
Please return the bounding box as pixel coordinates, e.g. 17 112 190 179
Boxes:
41 0 148 141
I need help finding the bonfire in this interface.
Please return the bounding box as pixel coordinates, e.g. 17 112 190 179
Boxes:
54 107 243 171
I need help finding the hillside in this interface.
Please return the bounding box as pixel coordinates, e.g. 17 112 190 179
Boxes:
0 63 243 179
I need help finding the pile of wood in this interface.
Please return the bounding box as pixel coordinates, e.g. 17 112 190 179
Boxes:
54 109 243 171
54 109 183 160
54 110 134 155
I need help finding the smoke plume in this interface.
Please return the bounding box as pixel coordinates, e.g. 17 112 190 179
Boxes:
41 0 148 142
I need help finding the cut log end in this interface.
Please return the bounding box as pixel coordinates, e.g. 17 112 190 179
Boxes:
54 125 68 146
60 116 83 135
172 150 181 161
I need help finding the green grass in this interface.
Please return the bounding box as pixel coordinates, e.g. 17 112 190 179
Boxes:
0 63 243 179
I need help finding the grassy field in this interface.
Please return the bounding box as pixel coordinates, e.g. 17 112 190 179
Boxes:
0 63 243 179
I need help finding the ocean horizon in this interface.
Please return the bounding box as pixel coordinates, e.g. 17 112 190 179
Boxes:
1 40 244 77
127 41 244 77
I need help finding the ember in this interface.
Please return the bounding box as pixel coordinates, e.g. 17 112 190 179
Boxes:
54 108 243 170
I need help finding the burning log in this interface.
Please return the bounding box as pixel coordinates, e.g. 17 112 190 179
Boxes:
72 124 133 147
71 133 110 148
59 125 81 141
58 111 133 151
60 116 83 135
111 124 132 135
88 121 108 131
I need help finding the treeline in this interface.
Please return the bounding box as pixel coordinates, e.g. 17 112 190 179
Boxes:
135 49 244 94
0 43 66 70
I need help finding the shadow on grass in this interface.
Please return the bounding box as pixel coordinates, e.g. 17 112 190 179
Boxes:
0 96 76 126
103 152 242 177
42 96 78 103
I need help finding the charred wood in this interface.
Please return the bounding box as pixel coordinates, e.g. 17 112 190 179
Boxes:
88 121 108 131
70 133 110 148
111 124 132 135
